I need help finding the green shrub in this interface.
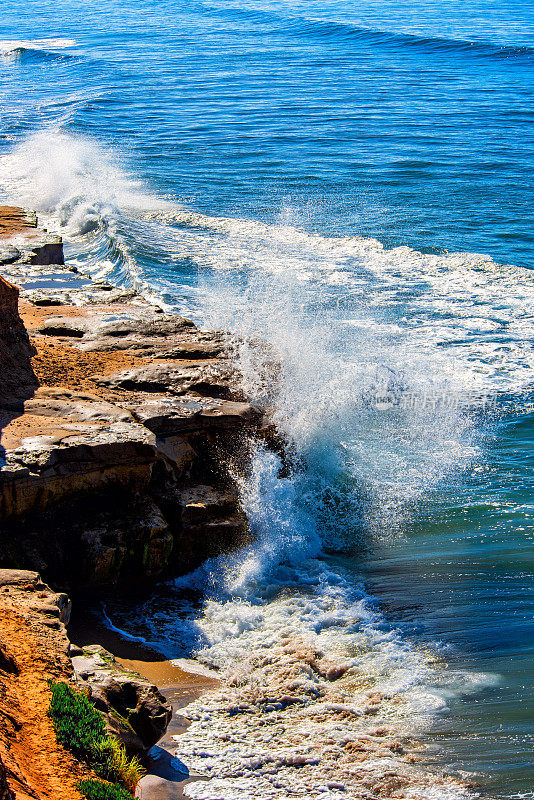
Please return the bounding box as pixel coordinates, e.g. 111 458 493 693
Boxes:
48 682 144 793
49 681 106 760
77 779 133 800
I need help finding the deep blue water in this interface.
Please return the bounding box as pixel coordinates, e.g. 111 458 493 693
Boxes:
1 1 534 797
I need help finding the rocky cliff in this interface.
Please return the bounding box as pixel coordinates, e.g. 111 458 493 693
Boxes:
0 207 264 593
0 275 37 408
0 569 87 800
0 207 268 797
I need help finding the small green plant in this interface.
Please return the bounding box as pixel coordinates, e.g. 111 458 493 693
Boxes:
93 737 145 793
77 779 133 800
48 681 106 760
48 683 145 793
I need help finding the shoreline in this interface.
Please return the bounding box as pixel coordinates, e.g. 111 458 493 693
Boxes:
0 204 260 800
0 204 264 595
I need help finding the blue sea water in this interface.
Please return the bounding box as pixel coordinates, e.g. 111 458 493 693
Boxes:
1 1 534 797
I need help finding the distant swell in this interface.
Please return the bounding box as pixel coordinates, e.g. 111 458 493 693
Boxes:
294 19 534 60
204 5 534 61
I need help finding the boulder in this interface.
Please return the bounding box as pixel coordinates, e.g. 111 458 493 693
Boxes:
73 645 172 756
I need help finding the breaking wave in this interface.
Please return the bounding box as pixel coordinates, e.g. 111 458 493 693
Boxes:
0 130 173 298
201 4 534 62
291 19 534 61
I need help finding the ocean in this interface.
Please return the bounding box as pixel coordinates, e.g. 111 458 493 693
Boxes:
1 0 533 796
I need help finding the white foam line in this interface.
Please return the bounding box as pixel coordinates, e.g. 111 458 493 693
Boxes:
100 604 150 645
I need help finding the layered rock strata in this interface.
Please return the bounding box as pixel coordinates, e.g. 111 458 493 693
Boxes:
0 276 37 408
0 207 263 592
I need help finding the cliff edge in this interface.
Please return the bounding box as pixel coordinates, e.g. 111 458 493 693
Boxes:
0 206 264 593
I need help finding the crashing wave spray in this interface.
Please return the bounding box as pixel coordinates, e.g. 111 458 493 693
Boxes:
160 230 492 798
166 441 488 800
145 184 529 798
0 130 164 231
0 130 174 297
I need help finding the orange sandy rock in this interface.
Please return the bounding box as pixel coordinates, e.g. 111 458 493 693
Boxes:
0 571 89 800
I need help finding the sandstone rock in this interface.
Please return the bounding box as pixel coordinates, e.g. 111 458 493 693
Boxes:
0 256 139 308
0 568 42 588
0 276 37 408
154 435 197 474
155 484 251 569
38 317 88 337
157 341 224 359
25 386 135 424
73 645 172 756
37 312 198 347
0 420 156 520
196 398 262 428
97 316 195 337
31 305 229 365
0 570 71 623
0 206 37 236
130 396 261 435
0 384 255 588
75 498 174 585
95 362 238 398
178 485 239 524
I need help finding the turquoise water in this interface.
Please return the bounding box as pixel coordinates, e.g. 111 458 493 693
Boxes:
1 1 534 797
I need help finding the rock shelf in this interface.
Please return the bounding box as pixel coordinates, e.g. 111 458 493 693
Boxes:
0 207 263 593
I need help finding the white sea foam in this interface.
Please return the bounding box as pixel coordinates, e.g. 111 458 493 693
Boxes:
2 130 534 403
163 445 491 799
148 205 534 398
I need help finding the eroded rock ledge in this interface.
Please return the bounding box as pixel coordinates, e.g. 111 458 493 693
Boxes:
0 207 264 593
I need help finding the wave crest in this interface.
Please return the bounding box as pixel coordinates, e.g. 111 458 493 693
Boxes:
0 38 76 63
